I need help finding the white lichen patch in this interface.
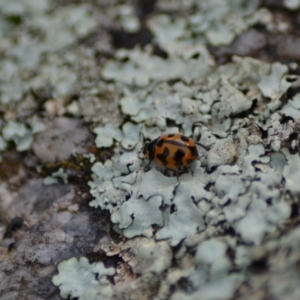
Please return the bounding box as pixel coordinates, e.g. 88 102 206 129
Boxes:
52 257 115 300
43 168 68 186
258 62 289 100
171 274 242 300
118 4 141 33
149 1 268 48
94 124 123 148
282 148 300 194
0 1 100 105
111 194 164 238
117 237 172 275
2 120 36 151
280 92 300 118
284 0 300 10
102 45 215 87
156 165 210 246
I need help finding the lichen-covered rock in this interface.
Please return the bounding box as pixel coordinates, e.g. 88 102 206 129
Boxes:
2 0 300 299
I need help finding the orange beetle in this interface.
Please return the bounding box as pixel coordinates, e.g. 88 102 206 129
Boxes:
143 133 199 171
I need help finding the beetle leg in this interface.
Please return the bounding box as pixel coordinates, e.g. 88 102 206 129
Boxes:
144 159 153 172
196 142 209 151
189 166 194 176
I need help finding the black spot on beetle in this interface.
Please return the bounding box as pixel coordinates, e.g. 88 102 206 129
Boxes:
156 147 169 166
167 133 175 138
144 138 158 160
156 138 164 147
189 146 198 157
174 149 185 167
180 135 189 142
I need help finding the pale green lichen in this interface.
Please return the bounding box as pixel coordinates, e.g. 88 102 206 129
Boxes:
148 1 262 47
52 257 115 300
284 0 300 9
118 4 141 33
111 195 164 238
102 44 214 86
280 92 300 118
0 0 49 16
94 124 123 148
124 238 172 275
258 62 289 100
2 121 34 151
43 168 68 186
0 1 99 104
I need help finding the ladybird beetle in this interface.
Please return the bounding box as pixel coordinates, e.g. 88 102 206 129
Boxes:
143 133 199 172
